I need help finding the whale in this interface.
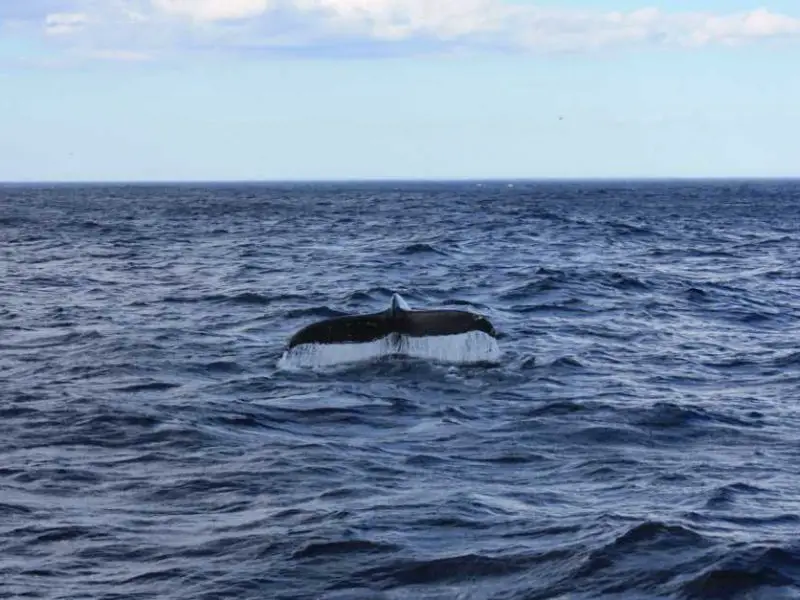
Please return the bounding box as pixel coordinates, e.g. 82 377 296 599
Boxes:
287 293 498 350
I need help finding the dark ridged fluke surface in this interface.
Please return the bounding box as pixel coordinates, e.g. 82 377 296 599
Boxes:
2 180 800 600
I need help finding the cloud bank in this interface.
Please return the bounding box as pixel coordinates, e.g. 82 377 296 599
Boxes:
6 0 800 61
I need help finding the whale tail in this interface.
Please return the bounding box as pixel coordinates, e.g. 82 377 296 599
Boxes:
287 312 397 349
287 293 497 349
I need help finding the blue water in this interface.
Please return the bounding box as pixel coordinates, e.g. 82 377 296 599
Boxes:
2 180 800 600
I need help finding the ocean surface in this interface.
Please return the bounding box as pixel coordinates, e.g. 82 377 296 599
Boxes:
2 180 800 600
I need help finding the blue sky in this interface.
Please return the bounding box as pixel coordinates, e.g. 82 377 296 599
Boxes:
1 0 799 181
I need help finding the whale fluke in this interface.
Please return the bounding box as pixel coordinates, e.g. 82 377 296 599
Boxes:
288 313 398 348
287 293 497 349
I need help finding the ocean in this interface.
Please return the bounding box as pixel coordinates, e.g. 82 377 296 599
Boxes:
2 180 800 599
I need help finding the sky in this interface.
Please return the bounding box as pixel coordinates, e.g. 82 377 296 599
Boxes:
1 0 799 181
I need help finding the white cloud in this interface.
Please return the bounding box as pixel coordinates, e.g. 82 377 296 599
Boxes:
152 0 273 22
684 8 800 46
290 0 512 40
18 1 800 61
44 12 89 35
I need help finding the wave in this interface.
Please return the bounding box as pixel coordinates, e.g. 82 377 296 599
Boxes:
396 242 447 256
5 181 800 600
680 544 800 599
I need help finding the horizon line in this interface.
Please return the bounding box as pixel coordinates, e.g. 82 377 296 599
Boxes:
2 175 800 186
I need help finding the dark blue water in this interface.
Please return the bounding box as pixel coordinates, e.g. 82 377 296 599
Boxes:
2 180 800 600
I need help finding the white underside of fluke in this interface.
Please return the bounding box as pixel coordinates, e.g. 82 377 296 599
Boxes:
278 330 501 371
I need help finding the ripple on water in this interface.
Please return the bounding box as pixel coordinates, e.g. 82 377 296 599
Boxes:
3 181 800 599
